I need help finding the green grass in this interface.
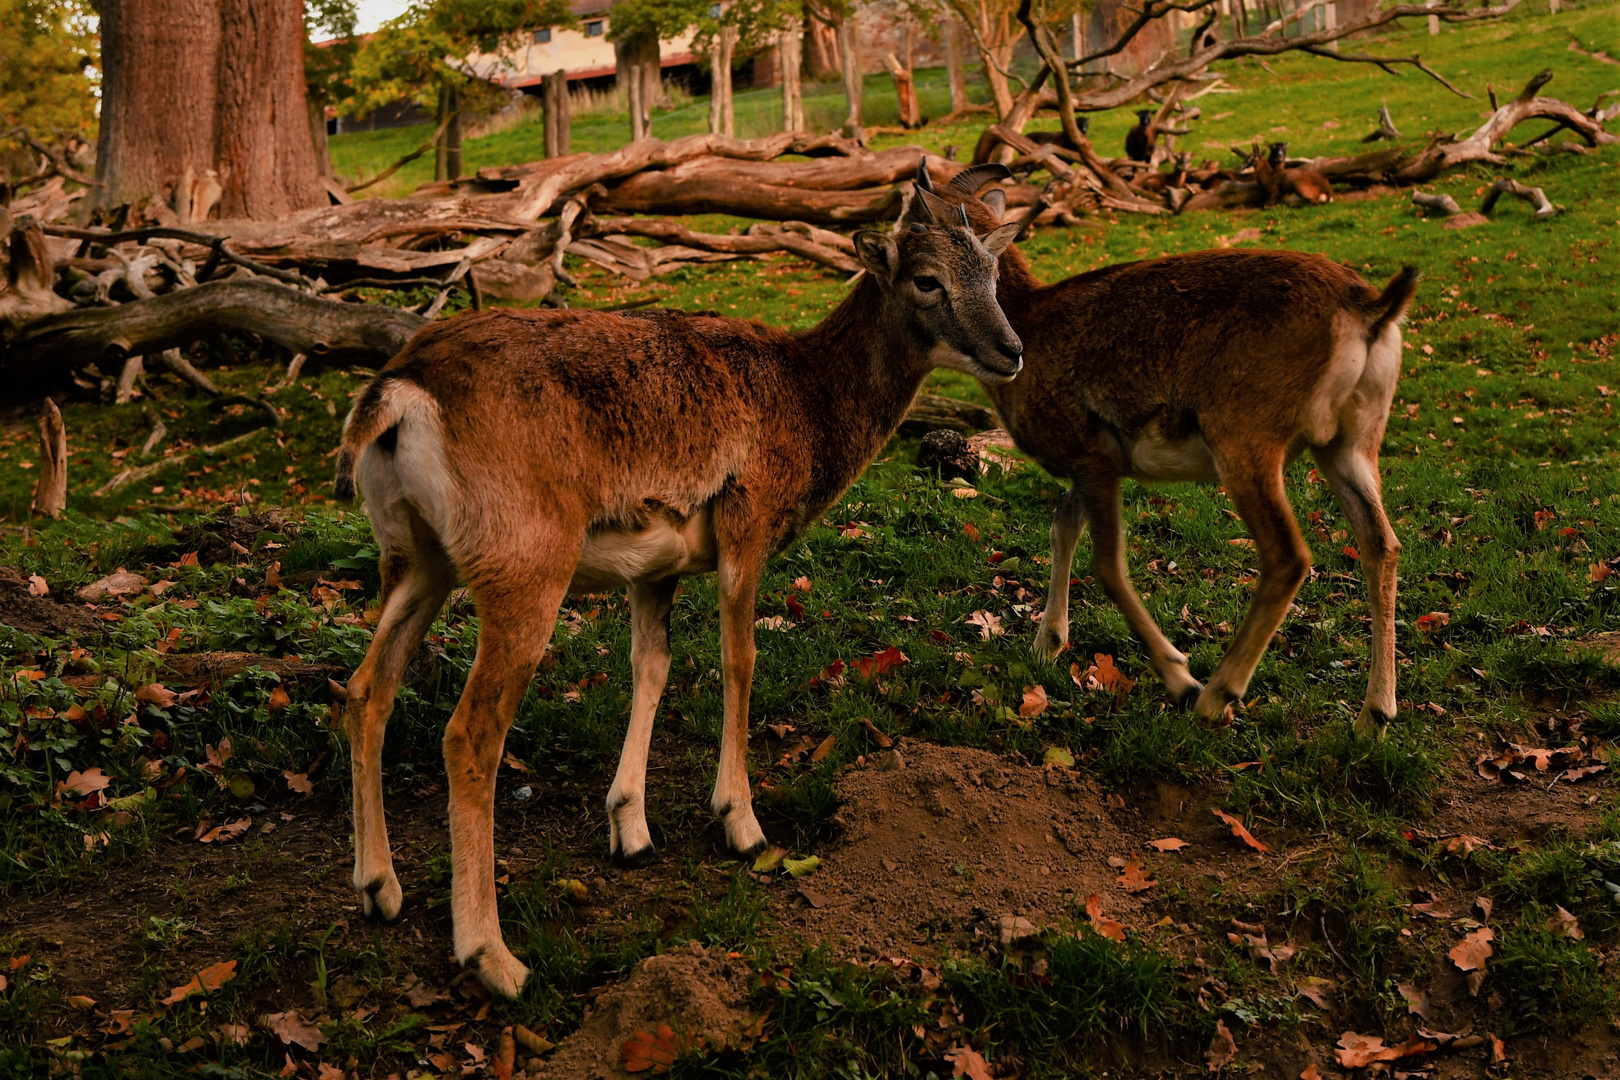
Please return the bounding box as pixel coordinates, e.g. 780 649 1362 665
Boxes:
4 0 1620 1074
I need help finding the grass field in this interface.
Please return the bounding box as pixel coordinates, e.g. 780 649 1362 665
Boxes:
2 1 1620 1076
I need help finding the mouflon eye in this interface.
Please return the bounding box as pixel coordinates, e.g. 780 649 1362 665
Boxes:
913 275 942 293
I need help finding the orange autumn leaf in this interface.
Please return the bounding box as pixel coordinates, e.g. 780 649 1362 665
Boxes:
27 574 48 596
1084 894 1125 941
944 1044 992 1080
1211 808 1269 852
1147 837 1189 852
1205 1020 1237 1071
1073 653 1134 696
1117 854 1157 893
1019 684 1049 719
621 1025 683 1073
135 683 178 709
1448 927 1494 972
857 717 892 748
283 771 312 795
161 959 237 1005
267 685 291 714
810 734 835 763
197 818 252 843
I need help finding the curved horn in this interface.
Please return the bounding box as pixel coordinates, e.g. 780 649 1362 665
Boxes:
958 203 971 228
914 157 935 193
946 163 1013 195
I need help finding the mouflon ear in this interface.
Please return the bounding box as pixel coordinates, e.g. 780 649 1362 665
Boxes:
946 162 1013 195
980 221 1022 257
914 157 935 193
980 187 1007 220
853 230 900 280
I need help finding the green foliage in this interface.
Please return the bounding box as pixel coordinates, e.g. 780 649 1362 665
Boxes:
1494 916 1612 1033
0 0 96 136
346 0 575 115
304 0 360 108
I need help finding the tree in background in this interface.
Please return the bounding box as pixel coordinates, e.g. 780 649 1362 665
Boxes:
95 0 325 222
349 0 572 179
605 0 706 140
692 0 804 137
304 0 360 180
0 0 98 140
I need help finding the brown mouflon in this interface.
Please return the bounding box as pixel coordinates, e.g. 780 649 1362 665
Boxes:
331 204 1022 998
917 160 1416 734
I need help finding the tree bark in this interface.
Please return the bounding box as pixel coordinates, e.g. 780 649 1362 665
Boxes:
308 97 331 179
31 398 66 519
838 16 864 136
780 30 805 131
544 71 571 157
708 28 737 137
944 17 970 114
805 15 839 79
95 0 324 221
884 54 922 128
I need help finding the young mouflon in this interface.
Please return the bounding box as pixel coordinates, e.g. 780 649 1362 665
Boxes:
916 160 1416 735
331 200 1022 997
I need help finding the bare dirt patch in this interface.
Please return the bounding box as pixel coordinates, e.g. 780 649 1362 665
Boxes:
772 741 1147 957
0 565 104 637
534 944 758 1079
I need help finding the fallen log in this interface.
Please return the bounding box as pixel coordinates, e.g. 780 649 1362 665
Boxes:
6 278 430 391
582 216 860 273
1411 190 1463 215
1480 176 1561 219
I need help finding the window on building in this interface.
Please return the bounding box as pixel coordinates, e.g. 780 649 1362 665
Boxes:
532 28 552 43
585 19 604 36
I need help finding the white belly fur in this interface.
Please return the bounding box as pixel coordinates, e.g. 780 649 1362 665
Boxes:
1126 429 1219 483
569 507 718 594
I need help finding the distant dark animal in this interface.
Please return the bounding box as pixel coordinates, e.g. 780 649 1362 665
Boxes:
1257 141 1333 206
1026 116 1090 153
1124 110 1155 162
1136 151 1192 195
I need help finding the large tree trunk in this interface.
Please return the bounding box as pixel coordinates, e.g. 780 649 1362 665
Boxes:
708 28 737 137
805 15 839 79
837 16 863 136
944 17 970 113
780 29 805 131
95 0 324 221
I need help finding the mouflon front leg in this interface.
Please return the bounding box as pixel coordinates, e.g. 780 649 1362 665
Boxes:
1033 485 1087 659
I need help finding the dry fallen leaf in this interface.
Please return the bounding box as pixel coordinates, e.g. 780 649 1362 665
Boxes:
1334 1032 1437 1068
1073 653 1135 696
263 1009 325 1052
1299 1066 1321 1080
1205 1019 1237 1071
1148 837 1189 852
197 818 252 844
57 768 111 799
1396 981 1431 1020
1448 926 1495 972
27 574 48 596
135 683 179 709
965 610 1003 640
621 1024 684 1073
1084 894 1125 941
857 717 893 748
810 734 835 763
267 685 291 714
513 1024 555 1054
1295 976 1335 1010
283 771 312 795
944 1044 993 1080
1019 684 1050 719
1117 855 1158 893
1211 808 1269 852
1490 1034 1506 1064
1547 905 1584 940
162 959 238 1005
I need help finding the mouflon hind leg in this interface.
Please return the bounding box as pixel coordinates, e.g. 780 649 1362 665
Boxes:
444 554 577 999
606 577 678 866
1313 438 1400 734
347 524 453 924
1195 448 1310 722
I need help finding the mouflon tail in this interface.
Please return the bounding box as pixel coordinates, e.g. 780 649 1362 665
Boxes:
1365 265 1420 344
332 372 425 502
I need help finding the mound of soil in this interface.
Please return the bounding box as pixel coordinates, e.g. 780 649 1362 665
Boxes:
775 741 1145 958
170 508 299 564
0 566 104 637
534 943 758 1079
